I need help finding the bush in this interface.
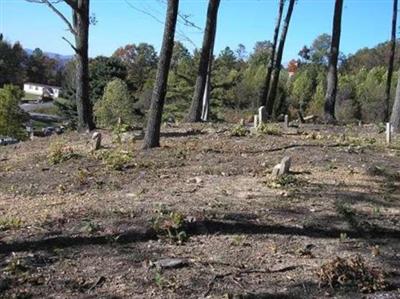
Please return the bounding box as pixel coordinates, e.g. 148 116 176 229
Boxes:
230 124 249 137
317 255 386 293
48 141 78 165
94 79 136 128
0 85 29 140
151 206 188 244
257 123 282 136
97 149 133 171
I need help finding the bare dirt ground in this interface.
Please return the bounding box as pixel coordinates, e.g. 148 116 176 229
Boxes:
0 123 399 299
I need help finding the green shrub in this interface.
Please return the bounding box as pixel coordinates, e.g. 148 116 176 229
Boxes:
94 79 136 128
48 141 78 165
257 123 282 136
98 149 133 171
230 124 249 137
0 85 29 139
0 217 23 231
152 206 188 244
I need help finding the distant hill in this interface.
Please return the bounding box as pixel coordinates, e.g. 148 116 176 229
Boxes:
25 49 73 66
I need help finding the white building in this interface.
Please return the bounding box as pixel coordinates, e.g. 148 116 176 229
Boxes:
23 83 61 99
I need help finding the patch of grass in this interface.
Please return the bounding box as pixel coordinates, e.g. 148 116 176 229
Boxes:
31 105 60 115
0 217 23 231
4 255 30 275
75 168 90 185
22 93 40 101
32 120 60 130
154 270 176 290
317 255 387 293
48 141 78 165
80 220 100 234
95 149 133 171
257 123 282 136
230 124 249 137
231 235 248 247
151 206 188 244
347 136 377 147
326 162 338 170
268 174 299 188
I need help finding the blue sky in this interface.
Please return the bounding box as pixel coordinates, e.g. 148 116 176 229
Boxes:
0 0 394 62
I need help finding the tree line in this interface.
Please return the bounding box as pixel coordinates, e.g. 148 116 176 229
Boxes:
1 0 400 147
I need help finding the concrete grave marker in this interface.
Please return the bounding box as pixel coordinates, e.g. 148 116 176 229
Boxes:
258 106 267 124
272 156 292 178
92 132 102 151
254 115 259 128
386 123 392 144
284 115 289 129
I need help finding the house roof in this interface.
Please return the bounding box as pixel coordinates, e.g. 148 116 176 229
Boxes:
24 82 61 90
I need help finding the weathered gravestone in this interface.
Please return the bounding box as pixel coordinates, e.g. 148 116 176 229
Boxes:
92 132 102 151
258 106 267 124
272 156 292 178
253 115 259 129
284 115 289 129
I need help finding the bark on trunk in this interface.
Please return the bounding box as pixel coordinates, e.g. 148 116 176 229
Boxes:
201 30 216 122
266 0 295 117
390 67 400 132
201 65 211 121
74 0 94 131
385 0 398 122
187 0 220 122
259 0 285 108
142 0 179 149
324 0 344 123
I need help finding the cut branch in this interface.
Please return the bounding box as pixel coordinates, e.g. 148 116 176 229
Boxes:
62 36 78 52
26 0 76 35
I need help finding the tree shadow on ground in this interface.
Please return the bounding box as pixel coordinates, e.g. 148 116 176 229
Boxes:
160 129 205 138
1 217 398 255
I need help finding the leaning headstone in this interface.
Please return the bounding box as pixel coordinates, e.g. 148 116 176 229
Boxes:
253 115 259 128
239 118 245 126
92 132 102 151
258 106 267 124
284 115 289 129
386 123 392 144
272 156 292 178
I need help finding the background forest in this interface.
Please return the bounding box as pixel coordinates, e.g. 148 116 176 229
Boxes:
1 33 398 128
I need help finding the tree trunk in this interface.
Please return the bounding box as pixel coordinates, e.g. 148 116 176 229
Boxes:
201 64 212 121
142 0 179 149
187 0 220 122
266 0 295 117
324 0 344 123
74 0 94 131
390 67 400 132
385 0 398 122
201 29 216 122
259 0 285 108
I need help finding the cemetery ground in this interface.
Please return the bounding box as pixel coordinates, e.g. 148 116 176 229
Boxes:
0 123 399 299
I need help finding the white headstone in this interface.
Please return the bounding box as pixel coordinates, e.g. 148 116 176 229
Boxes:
254 115 259 128
284 115 289 129
258 106 267 124
386 123 392 144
